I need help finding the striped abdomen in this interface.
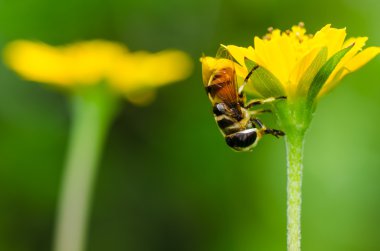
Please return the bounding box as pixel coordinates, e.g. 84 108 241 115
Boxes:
213 102 246 135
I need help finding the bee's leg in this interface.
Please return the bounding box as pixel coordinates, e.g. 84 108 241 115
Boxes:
245 96 286 109
263 128 285 138
250 117 264 129
238 65 260 98
248 109 272 116
251 117 285 138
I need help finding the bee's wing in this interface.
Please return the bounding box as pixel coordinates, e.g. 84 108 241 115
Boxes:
206 47 239 106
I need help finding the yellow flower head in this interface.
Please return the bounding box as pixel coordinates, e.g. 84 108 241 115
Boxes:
4 40 193 104
202 23 380 101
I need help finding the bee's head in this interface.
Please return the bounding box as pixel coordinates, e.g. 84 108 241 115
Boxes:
225 128 262 152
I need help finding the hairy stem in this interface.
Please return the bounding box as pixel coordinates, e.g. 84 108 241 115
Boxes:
285 131 305 251
53 86 117 251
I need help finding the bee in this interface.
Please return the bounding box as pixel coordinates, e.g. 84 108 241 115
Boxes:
203 48 285 151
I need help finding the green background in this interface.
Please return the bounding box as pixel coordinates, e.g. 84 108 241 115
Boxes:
0 0 380 250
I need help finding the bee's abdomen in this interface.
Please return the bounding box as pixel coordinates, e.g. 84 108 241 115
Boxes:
213 103 243 135
216 117 241 135
216 115 235 129
225 129 258 151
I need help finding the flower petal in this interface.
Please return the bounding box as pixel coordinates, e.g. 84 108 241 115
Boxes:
344 46 380 73
111 50 192 93
311 24 347 58
307 44 352 106
3 40 70 86
321 37 368 94
65 40 127 85
225 45 255 67
253 35 297 87
320 46 380 95
294 47 328 97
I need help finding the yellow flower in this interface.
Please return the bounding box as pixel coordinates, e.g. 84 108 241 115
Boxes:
205 23 379 100
200 26 379 250
201 23 380 138
4 40 192 103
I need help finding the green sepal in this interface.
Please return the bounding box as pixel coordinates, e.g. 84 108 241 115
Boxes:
244 57 285 98
296 47 328 96
318 67 346 95
244 56 257 70
307 44 353 108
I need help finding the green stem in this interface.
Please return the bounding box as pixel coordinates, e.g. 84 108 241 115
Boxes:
53 86 117 251
285 131 305 251
274 100 309 251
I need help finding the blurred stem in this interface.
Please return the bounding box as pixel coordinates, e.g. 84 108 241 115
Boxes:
285 131 304 251
53 85 118 251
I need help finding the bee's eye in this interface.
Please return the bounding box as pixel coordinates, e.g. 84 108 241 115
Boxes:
213 103 227 115
225 129 258 150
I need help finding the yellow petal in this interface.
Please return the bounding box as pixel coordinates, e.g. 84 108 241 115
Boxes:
342 37 357 47
321 37 368 93
251 37 270 69
343 46 380 73
3 40 70 86
224 45 255 67
311 24 346 58
320 46 380 96
289 46 326 96
3 40 128 87
111 50 192 93
141 50 192 86
253 35 297 86
65 40 126 85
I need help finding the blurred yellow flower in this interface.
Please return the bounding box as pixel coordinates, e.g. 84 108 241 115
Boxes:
110 50 193 93
203 23 380 100
4 40 192 103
